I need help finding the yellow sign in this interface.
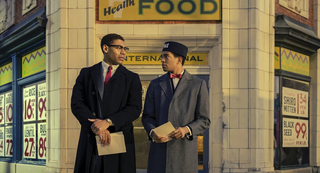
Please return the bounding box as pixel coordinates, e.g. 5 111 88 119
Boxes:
22 47 46 77
124 53 208 65
280 47 309 76
0 63 12 86
275 47 280 69
99 0 221 20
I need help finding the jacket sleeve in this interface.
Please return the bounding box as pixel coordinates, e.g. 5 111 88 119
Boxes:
71 69 97 133
142 80 157 139
108 74 142 132
187 80 211 140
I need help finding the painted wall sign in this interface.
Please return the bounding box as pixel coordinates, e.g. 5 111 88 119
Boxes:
22 47 46 77
0 63 12 86
37 83 46 121
23 123 36 159
23 85 36 122
124 53 208 65
99 0 221 20
0 94 4 125
282 87 308 118
283 118 308 147
37 122 46 159
5 126 12 157
0 127 4 156
5 92 13 124
279 0 309 18
280 47 309 76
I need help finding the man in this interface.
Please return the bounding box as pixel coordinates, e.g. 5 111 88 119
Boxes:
142 41 211 173
71 33 142 173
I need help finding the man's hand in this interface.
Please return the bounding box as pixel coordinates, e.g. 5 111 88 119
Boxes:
151 131 169 143
88 118 110 134
97 130 111 146
169 126 189 139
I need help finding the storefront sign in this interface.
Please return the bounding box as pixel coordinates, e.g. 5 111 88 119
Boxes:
99 0 221 20
37 83 46 120
283 118 308 147
5 92 13 124
5 126 12 157
0 94 4 125
22 47 46 77
282 87 308 118
0 63 12 86
124 53 208 65
23 86 36 122
38 122 46 159
23 124 36 158
280 47 309 76
275 47 280 69
0 127 4 156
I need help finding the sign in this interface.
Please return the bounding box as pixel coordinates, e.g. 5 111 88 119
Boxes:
99 0 221 20
0 94 4 125
37 83 46 120
124 53 208 65
38 122 46 159
5 92 13 124
5 126 12 157
0 127 4 156
283 118 308 147
22 47 46 77
279 0 308 18
0 63 12 86
23 85 36 122
23 124 36 158
274 47 280 69
282 87 308 118
280 47 309 76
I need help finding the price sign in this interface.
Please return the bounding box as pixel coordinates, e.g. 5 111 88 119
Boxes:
5 126 12 157
23 86 36 122
0 94 4 125
23 124 36 158
283 118 308 147
0 127 4 156
37 83 46 121
5 92 13 124
37 122 46 159
282 87 308 118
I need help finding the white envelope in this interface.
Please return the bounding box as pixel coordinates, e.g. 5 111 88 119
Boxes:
95 131 126 156
153 121 175 137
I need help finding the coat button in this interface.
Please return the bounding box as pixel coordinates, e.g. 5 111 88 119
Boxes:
92 92 95 95
87 133 90 137
93 112 96 116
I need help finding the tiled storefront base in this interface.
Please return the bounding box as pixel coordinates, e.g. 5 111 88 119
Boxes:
274 167 311 173
0 162 45 173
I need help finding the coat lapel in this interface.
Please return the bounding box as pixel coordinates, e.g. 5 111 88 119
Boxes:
91 62 103 100
172 70 192 100
159 73 173 100
108 65 126 84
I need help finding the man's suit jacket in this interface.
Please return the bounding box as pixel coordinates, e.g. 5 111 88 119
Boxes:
142 70 211 173
71 62 142 173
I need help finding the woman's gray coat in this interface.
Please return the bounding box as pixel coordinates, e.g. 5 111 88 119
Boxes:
142 71 211 173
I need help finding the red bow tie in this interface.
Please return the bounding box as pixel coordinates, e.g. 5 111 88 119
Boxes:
170 74 182 79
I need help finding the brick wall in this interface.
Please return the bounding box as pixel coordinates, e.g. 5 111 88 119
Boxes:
275 0 313 27
95 0 221 24
15 0 46 24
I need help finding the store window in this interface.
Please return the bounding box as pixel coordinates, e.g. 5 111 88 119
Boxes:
0 46 46 164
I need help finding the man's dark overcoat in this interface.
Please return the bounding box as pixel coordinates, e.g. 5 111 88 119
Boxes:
71 62 142 173
142 71 211 173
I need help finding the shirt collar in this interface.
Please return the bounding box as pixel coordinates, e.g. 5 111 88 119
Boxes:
101 61 119 73
170 69 185 76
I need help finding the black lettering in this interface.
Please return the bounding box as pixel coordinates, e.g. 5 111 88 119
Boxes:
185 56 189 61
190 56 196 61
158 57 162 61
143 56 149 61
150 56 157 61
112 7 117 14
200 0 218 14
117 4 123 11
104 7 111 16
197 56 203 61
178 0 196 14
123 0 126 8
156 0 174 14
124 56 128 61
136 56 141 61
129 0 135 6
129 56 134 61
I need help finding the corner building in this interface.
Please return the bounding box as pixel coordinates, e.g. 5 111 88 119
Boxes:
1 0 320 173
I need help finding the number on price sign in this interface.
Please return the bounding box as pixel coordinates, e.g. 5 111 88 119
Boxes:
0 107 3 123
24 99 33 120
38 137 46 158
24 138 35 157
6 104 12 123
295 122 307 139
6 139 12 156
39 98 46 118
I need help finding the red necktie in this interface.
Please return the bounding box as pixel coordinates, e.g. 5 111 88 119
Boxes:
170 74 182 79
104 66 112 84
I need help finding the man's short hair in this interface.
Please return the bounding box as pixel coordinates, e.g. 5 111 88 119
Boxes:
172 52 186 65
100 33 125 53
